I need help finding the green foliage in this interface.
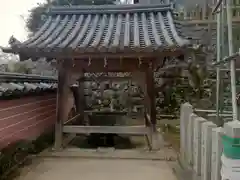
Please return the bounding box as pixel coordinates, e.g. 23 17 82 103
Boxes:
4 62 32 74
26 0 116 33
26 4 48 35
157 62 210 115
233 25 240 52
12 63 32 74
187 62 208 100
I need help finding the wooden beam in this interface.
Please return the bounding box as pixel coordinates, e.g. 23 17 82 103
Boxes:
84 110 128 116
54 61 69 150
62 125 150 135
63 57 182 73
71 58 149 72
82 76 131 82
18 49 185 61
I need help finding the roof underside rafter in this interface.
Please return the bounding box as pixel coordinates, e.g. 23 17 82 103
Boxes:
3 4 192 58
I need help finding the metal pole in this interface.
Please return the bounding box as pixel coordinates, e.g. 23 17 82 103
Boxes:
219 0 226 121
226 0 238 121
216 3 221 122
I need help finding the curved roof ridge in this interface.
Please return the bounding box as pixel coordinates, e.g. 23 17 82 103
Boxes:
48 4 173 15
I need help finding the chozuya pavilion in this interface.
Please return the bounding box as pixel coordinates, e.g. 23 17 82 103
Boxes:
2 3 201 150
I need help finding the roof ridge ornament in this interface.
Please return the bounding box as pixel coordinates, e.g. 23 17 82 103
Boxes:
8 36 21 48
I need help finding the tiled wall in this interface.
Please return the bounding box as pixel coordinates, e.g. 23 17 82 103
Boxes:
0 94 57 149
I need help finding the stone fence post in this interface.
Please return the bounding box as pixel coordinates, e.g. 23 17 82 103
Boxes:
179 103 224 180
180 102 193 165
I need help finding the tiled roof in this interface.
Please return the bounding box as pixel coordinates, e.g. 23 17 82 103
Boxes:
3 4 191 57
0 73 57 97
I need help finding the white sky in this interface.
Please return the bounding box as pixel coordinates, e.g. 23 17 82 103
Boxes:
0 0 46 46
0 0 131 47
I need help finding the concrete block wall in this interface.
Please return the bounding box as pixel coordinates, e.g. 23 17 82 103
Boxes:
180 103 223 180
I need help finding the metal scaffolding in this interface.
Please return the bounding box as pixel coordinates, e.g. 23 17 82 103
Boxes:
212 0 239 121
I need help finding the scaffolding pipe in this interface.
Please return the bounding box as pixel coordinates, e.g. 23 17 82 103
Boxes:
216 2 221 122
226 0 238 121
194 109 232 113
219 1 226 121
212 0 223 14
212 52 240 66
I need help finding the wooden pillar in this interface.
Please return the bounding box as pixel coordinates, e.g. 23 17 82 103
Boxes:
145 63 156 127
77 72 86 124
54 62 69 150
145 62 160 150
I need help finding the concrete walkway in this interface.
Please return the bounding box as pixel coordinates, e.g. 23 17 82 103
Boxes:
15 157 177 180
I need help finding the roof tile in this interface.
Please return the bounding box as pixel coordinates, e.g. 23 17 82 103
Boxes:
0 73 57 97
4 4 191 56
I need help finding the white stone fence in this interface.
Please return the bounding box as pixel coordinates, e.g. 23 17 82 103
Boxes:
180 102 223 180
